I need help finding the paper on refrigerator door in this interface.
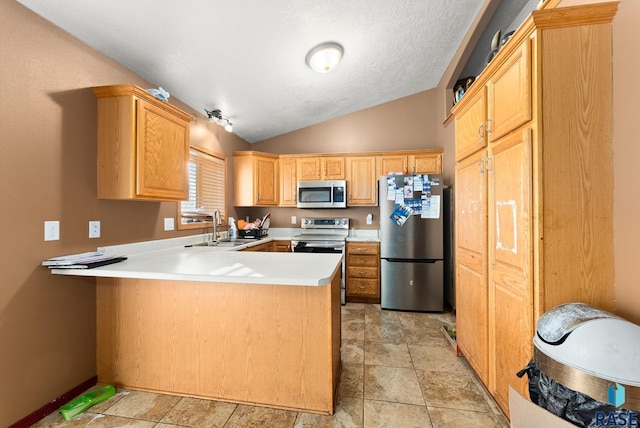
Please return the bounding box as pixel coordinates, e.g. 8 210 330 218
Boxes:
421 195 441 219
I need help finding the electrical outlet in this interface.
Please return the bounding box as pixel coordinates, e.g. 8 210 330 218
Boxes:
366 213 373 225
164 217 175 231
89 221 101 238
291 216 297 225
44 221 60 241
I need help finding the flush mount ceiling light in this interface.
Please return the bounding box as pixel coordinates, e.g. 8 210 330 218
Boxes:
205 109 233 132
305 42 344 73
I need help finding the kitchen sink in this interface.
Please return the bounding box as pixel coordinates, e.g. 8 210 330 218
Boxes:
186 240 247 248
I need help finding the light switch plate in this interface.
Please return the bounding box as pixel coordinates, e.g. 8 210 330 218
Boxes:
164 217 175 231
89 221 101 238
291 216 297 225
44 221 60 241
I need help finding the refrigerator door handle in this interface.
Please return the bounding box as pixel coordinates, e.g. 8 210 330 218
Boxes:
383 258 441 263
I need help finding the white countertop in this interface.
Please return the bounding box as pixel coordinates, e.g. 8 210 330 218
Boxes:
51 236 342 286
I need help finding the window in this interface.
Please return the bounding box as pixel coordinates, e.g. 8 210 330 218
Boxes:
178 147 226 230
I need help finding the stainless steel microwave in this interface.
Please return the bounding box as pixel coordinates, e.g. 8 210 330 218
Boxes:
297 180 347 209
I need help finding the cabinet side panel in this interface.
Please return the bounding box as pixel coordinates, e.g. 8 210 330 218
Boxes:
233 154 253 206
96 96 135 199
540 24 614 312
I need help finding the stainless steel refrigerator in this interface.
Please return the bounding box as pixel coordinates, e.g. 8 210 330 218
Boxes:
379 174 449 312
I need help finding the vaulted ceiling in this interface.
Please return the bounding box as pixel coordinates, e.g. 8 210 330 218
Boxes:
17 0 533 143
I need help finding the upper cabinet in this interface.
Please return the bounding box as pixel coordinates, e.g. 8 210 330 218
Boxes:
297 156 345 180
279 157 298 207
92 84 193 201
377 150 443 176
233 151 279 207
236 149 444 207
346 156 377 206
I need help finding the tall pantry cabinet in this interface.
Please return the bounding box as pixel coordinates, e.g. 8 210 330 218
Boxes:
451 3 617 416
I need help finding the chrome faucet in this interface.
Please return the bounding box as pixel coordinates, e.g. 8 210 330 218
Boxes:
211 209 222 242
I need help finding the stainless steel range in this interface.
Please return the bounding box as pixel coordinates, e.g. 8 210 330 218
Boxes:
291 217 349 304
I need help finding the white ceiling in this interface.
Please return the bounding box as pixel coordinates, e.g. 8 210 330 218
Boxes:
17 1 528 143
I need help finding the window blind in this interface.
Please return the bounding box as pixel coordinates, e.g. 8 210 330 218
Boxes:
180 148 226 226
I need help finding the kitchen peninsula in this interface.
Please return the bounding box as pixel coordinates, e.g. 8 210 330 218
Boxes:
52 240 342 415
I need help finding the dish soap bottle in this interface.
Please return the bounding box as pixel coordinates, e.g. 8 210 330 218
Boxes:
228 217 238 241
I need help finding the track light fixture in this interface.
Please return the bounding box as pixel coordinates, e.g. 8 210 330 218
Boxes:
205 109 233 132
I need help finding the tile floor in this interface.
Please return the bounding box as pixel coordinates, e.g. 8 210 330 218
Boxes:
33 303 509 427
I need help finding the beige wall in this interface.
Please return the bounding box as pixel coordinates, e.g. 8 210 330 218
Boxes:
254 89 442 158
0 2 250 425
250 88 449 231
607 0 640 324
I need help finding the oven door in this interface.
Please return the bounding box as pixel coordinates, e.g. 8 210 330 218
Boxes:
292 241 344 253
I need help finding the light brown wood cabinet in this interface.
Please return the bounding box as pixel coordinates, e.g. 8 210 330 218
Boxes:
233 151 279 206
297 156 345 180
96 272 341 414
451 3 617 416
241 241 273 252
279 157 297 207
242 150 442 207
377 150 443 176
346 156 377 206
92 84 193 201
272 240 292 252
345 242 380 303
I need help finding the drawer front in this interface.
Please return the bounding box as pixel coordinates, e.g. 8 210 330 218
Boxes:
346 278 379 297
347 242 379 256
347 254 378 267
347 266 378 279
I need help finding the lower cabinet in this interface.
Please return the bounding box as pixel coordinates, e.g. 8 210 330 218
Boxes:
241 241 273 252
272 240 292 252
345 242 380 303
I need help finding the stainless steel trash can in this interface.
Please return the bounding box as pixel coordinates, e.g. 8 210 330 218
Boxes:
530 302 640 426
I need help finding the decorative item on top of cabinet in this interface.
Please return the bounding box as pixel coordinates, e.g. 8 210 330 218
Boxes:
92 84 194 201
233 151 279 207
451 3 617 417
345 242 380 303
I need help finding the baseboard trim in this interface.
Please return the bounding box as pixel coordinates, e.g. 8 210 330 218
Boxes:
9 375 97 428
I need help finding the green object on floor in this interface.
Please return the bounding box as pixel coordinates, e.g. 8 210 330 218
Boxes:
59 385 116 420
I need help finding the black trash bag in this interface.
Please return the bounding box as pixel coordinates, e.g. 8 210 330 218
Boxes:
517 360 540 404
517 361 637 428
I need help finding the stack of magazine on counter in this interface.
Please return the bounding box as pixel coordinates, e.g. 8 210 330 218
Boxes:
42 251 127 269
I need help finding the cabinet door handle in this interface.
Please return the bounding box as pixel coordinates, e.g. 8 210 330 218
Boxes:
485 154 494 175
486 118 493 137
478 122 485 141
478 157 485 176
